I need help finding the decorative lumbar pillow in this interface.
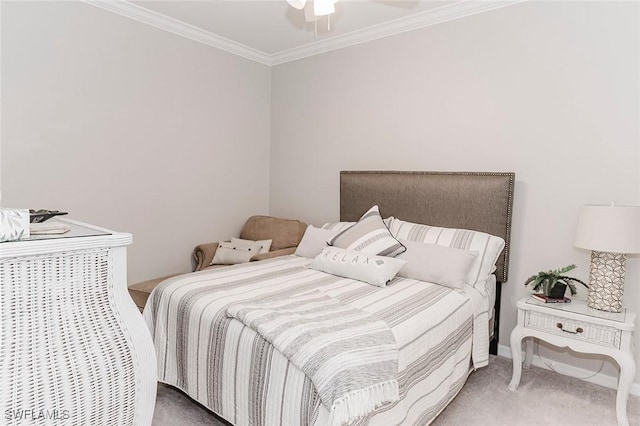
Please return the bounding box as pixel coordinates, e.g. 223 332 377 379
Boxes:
396 240 478 289
211 240 263 265
294 226 339 259
327 206 406 257
231 237 272 255
388 218 505 287
310 247 406 287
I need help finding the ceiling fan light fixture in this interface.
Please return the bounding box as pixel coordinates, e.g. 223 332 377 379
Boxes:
288 0 340 34
286 0 307 10
313 0 335 17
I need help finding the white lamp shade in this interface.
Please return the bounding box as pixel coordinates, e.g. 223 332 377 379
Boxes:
574 204 640 253
287 0 307 10
314 0 335 16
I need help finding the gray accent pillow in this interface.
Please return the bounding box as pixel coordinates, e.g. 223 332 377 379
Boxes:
388 217 505 287
327 206 405 257
294 226 339 259
396 239 478 289
310 247 406 287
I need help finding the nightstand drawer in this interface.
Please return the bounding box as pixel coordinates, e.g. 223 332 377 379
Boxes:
524 310 621 348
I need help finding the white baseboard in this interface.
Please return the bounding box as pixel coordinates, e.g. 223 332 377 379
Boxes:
497 344 640 397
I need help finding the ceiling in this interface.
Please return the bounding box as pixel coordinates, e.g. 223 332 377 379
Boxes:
89 0 522 65
130 1 453 55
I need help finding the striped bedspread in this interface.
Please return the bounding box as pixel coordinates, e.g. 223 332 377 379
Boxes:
227 291 399 425
144 255 491 425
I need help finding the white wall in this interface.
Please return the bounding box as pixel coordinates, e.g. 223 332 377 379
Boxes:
3 0 640 390
271 1 640 384
1 2 272 283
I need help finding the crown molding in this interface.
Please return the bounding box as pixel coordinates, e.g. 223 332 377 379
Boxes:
84 0 272 66
85 0 525 67
271 0 526 65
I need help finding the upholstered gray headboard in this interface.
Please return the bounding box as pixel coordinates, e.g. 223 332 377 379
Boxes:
340 171 515 283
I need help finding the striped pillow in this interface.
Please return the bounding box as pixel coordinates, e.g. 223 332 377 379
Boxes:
327 206 406 257
322 217 392 232
388 217 505 286
321 222 355 232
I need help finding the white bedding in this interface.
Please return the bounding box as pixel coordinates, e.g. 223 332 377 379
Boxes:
145 255 491 425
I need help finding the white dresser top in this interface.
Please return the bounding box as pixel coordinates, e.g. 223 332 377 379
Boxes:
0 218 131 258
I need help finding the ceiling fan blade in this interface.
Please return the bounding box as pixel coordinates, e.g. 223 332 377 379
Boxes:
287 0 307 10
303 2 315 22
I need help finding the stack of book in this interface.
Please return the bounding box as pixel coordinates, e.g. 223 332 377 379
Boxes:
531 294 571 303
30 221 71 235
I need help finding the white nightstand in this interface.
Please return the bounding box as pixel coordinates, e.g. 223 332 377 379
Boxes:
509 297 636 426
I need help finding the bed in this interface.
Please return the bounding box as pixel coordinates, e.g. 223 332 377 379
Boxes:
144 171 514 425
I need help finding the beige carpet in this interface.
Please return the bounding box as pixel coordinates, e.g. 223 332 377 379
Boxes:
153 356 640 425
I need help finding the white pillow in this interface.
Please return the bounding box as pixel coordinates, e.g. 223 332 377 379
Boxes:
294 226 339 259
327 206 406 257
388 217 505 287
231 237 272 255
310 247 406 288
211 240 262 265
396 239 478 289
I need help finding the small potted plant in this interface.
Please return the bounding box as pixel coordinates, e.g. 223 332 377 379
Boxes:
524 264 588 299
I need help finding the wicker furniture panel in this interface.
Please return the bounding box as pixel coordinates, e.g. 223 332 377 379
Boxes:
524 310 621 348
0 220 156 426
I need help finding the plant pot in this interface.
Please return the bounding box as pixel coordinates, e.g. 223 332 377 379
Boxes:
547 283 567 299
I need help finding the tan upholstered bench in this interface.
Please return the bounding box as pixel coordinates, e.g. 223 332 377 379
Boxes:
128 215 308 312
128 274 180 312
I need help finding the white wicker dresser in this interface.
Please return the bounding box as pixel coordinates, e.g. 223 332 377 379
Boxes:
0 219 156 425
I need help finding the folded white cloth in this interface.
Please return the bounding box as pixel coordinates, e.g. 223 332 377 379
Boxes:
226 291 399 425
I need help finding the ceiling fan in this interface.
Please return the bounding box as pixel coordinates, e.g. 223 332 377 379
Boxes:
286 0 340 33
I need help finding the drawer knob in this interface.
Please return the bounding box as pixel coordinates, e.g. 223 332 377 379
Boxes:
556 323 583 334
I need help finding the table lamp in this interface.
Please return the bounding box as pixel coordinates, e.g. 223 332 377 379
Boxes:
574 204 640 313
